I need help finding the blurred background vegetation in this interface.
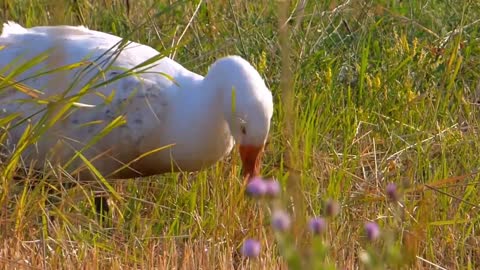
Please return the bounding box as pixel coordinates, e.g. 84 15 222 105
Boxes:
1 0 480 269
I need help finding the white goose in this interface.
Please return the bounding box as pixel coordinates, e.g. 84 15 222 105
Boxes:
0 22 273 186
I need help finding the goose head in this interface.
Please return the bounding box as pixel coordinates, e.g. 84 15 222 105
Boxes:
205 56 274 181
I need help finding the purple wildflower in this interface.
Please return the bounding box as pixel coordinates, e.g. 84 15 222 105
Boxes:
241 239 261 258
325 199 340 217
246 177 267 197
271 210 291 232
309 217 327 235
364 222 380 241
265 179 281 197
386 183 399 202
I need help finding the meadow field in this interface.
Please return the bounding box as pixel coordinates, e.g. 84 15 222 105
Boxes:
1 0 480 269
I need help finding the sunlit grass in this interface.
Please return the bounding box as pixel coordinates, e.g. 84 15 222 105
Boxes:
1 0 480 269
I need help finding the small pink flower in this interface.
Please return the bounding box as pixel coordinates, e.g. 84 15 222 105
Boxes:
309 217 327 235
245 177 267 197
386 183 399 202
265 179 281 197
241 239 261 258
271 210 291 232
325 199 340 217
364 222 380 241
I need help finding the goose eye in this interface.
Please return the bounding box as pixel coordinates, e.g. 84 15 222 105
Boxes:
240 125 247 135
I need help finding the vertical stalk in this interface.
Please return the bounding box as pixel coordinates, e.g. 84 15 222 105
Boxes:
278 0 305 246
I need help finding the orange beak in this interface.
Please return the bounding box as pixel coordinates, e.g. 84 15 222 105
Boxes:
239 144 264 182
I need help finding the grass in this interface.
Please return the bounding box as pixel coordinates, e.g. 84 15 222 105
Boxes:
1 0 480 268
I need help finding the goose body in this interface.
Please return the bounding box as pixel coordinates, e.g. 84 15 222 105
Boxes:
0 22 273 180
